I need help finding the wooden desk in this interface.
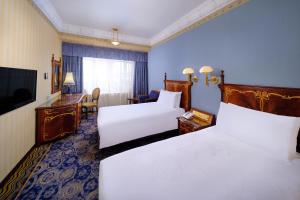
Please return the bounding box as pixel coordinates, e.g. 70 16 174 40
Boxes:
36 94 84 145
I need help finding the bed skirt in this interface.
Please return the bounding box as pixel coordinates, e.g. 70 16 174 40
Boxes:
99 129 179 160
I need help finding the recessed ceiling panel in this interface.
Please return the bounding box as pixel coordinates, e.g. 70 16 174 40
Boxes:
50 0 206 38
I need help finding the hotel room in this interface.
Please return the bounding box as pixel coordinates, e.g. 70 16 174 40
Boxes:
0 0 300 199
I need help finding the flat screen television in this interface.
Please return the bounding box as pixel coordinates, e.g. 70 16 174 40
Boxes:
0 67 37 115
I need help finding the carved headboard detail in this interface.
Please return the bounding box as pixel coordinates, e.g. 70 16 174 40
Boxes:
164 73 192 112
218 70 300 153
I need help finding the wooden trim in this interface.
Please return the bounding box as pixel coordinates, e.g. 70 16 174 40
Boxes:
51 54 63 94
164 73 192 111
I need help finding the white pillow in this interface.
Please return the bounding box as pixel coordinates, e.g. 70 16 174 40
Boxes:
157 90 181 108
217 102 300 161
174 92 182 108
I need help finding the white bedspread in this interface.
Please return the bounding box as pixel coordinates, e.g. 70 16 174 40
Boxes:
99 127 300 200
98 102 184 149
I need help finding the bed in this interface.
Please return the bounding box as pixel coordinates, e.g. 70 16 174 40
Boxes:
98 74 192 149
98 102 185 149
99 71 300 200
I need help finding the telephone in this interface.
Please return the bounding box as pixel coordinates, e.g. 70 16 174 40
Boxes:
182 112 194 119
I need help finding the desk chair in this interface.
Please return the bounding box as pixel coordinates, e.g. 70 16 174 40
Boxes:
82 88 100 119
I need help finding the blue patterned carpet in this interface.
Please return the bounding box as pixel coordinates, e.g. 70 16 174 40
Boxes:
15 113 100 200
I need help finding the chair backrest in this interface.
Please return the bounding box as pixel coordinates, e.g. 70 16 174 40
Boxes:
92 88 100 101
149 90 160 99
82 95 88 102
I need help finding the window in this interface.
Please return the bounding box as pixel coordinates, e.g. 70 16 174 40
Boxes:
83 57 135 107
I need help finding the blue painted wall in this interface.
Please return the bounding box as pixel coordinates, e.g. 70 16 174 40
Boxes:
148 0 300 114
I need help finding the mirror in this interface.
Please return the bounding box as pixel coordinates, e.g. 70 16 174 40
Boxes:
51 54 62 94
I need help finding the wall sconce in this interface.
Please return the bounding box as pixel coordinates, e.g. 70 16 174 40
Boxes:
182 67 199 83
199 66 220 86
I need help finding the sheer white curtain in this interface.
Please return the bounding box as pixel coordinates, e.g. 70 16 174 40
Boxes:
83 57 135 107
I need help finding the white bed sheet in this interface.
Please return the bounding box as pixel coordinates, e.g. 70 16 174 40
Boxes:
99 127 300 200
98 102 185 149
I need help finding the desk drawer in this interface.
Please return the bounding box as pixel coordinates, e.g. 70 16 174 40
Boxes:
36 105 77 144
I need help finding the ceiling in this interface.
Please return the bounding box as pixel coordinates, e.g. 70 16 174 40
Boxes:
33 0 235 46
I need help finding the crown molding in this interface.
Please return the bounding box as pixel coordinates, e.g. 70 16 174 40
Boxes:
60 24 150 46
32 0 64 31
152 0 249 47
150 0 239 45
32 0 245 47
60 33 150 52
32 0 150 46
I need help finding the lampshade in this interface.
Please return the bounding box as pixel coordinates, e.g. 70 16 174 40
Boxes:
199 66 214 73
182 67 194 75
63 72 75 85
111 41 120 46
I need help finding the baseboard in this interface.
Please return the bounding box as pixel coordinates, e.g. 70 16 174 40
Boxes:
0 144 36 189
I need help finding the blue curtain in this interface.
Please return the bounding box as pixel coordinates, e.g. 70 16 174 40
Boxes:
62 55 83 94
62 42 148 96
62 42 147 62
134 62 148 96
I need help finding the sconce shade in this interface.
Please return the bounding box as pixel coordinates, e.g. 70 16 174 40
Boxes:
63 72 75 85
200 66 214 73
182 67 194 75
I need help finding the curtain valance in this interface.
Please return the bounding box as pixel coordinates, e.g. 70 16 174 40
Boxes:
62 42 148 62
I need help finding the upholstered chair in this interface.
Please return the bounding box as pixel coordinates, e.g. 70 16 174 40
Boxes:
82 88 100 119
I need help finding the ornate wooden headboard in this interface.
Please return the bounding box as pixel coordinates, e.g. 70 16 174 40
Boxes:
164 73 192 111
218 70 300 153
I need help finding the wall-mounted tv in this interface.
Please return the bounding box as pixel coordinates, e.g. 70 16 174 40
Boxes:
0 67 37 115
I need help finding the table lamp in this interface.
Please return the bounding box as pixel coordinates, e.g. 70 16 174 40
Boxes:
63 72 75 94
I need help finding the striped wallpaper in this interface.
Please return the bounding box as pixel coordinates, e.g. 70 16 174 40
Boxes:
0 0 61 182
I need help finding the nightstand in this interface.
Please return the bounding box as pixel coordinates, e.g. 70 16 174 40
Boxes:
177 108 215 134
127 98 139 104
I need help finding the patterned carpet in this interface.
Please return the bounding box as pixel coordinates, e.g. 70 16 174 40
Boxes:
0 145 50 200
1 113 100 200
0 112 180 200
